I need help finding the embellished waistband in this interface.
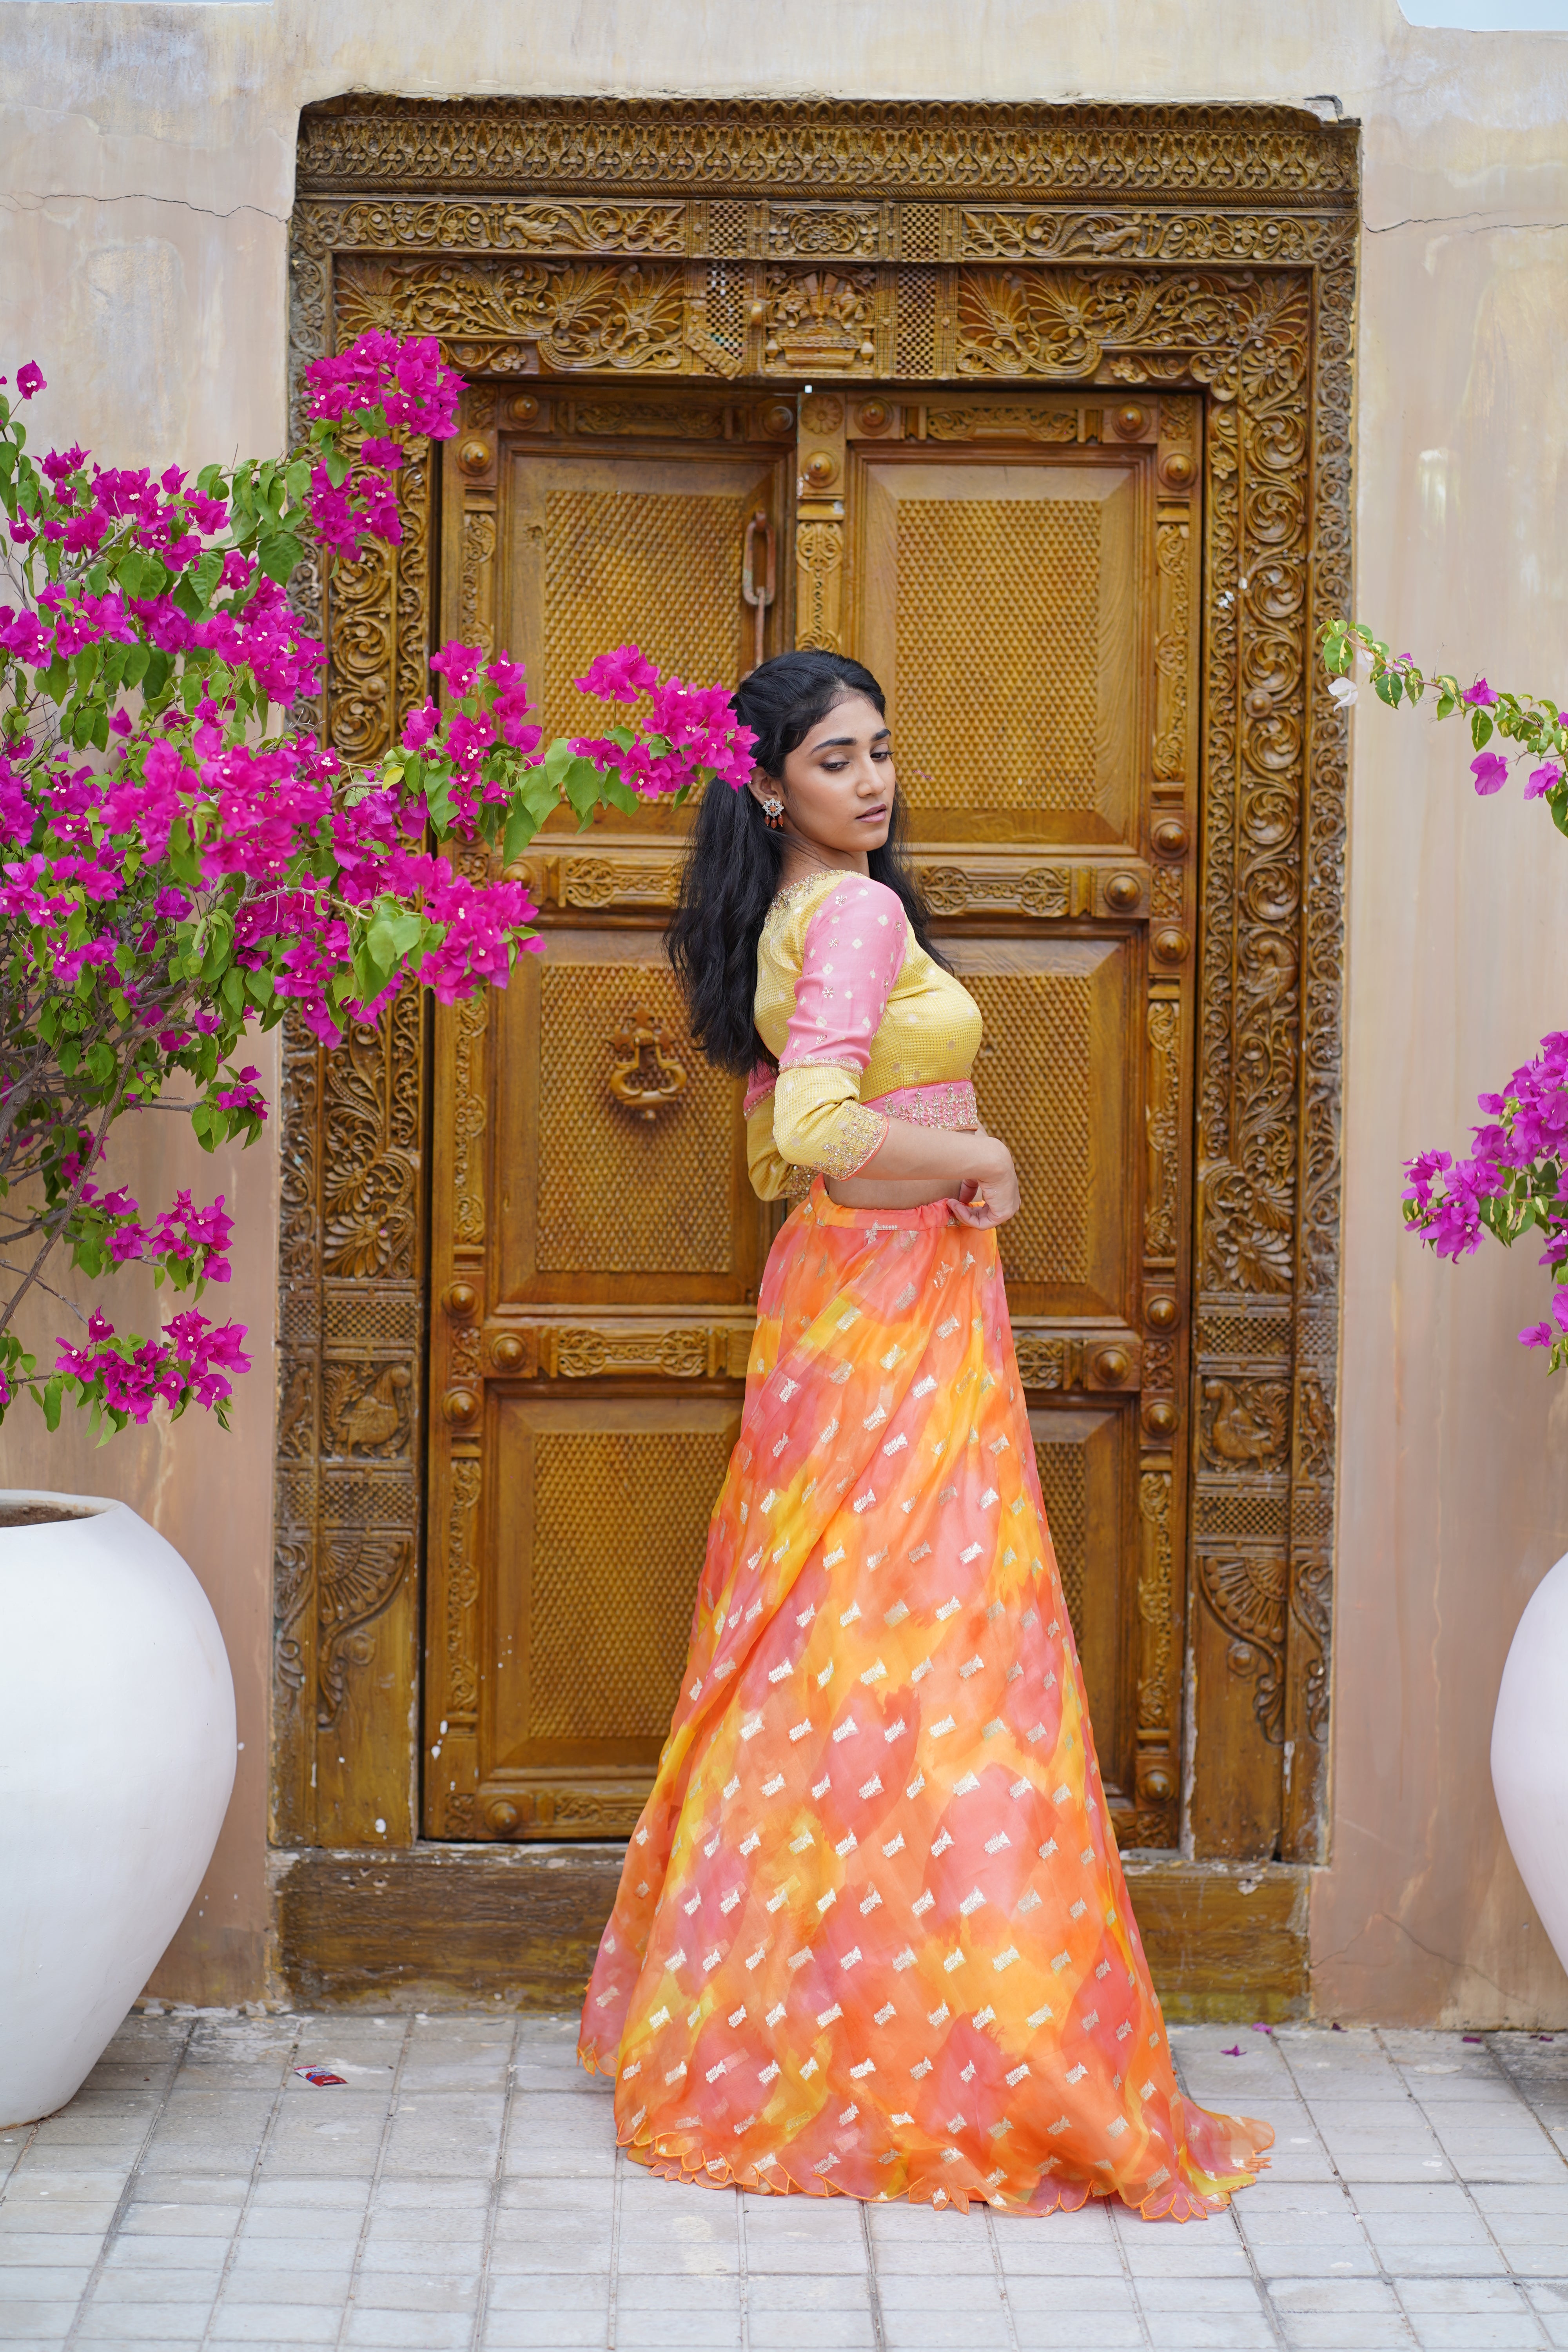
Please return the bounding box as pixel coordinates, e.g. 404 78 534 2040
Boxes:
862 1079 978 1132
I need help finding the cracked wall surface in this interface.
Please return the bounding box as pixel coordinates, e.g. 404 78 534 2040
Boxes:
2 0 1568 2023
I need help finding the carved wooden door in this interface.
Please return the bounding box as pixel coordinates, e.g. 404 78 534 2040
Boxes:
425 381 1201 1856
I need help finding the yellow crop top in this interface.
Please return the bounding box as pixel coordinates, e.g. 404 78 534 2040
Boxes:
743 871 984 1200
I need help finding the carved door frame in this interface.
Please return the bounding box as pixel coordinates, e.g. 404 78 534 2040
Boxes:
273 97 1356 1998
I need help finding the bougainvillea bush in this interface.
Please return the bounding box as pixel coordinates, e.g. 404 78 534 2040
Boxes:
1324 620 1568 1372
0 336 752 1436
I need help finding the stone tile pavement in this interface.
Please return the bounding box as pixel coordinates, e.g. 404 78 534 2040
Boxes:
4 2013 1568 2350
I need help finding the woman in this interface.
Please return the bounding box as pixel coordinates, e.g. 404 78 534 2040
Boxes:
579 652 1270 2220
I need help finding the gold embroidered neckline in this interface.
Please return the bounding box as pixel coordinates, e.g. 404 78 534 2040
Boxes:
770 869 853 915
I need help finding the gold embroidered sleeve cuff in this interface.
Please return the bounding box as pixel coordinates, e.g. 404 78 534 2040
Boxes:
773 1062 890 1181
821 1102 891 1180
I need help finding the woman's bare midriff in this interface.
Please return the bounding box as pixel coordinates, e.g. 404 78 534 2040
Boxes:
826 1129 983 1212
824 1176 960 1209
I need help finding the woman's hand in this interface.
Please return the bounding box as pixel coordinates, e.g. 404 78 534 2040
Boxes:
948 1140 1020 1229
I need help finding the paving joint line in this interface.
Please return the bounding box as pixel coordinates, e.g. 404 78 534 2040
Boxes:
0 2118 41 2205
735 2178 752 2352
858 2196 887 2352
605 2138 626 2352
1105 2196 1155 2352
469 2013 522 2352
332 2010 414 2352
981 2198 1022 2352
195 2014 305 2352
61 2015 196 2350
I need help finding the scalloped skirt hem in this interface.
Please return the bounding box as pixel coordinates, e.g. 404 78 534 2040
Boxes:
579 2051 1270 2224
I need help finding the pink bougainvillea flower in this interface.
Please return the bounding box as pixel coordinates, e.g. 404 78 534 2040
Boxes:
1470 751 1509 795
15 361 45 399
401 702 439 752
1527 763 1562 800
575 643 660 704
429 642 484 701
1464 677 1497 707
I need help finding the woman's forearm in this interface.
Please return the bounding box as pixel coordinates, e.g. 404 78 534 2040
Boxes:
855 1118 1011 1189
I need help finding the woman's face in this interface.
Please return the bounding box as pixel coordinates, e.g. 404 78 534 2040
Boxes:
750 692 896 855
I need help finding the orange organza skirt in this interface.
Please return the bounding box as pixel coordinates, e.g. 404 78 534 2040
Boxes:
579 1182 1271 2219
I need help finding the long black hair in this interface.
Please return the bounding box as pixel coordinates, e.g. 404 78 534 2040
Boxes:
668 650 945 1076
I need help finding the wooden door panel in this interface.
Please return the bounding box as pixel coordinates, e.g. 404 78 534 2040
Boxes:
472 1395 739 1835
949 936 1136 1320
1031 1403 1136 1807
856 453 1143 843
492 930 768 1309
505 449 785 739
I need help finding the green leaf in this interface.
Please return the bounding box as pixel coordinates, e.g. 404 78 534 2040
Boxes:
1470 709 1493 750
541 736 575 788
256 531 303 586
501 806 538 864
1374 669 1403 709
521 771 560 831
193 547 224 606
564 756 606 825
423 771 454 832
365 911 398 975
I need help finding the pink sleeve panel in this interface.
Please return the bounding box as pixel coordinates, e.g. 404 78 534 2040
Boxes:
742 1060 777 1117
777 877 909 1075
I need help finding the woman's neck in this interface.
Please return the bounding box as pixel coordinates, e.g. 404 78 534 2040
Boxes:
776 831 869 891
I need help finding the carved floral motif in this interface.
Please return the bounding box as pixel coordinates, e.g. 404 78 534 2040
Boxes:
336 256 687 374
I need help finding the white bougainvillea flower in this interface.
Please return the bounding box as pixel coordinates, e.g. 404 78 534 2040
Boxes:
1328 676 1358 706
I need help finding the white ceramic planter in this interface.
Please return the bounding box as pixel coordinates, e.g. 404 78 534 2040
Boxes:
0 1492 235 2125
1492 1548 1568 1978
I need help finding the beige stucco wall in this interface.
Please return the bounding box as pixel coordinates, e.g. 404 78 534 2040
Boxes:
4 0 1568 2023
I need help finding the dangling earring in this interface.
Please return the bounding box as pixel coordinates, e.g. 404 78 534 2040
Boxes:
761 796 785 830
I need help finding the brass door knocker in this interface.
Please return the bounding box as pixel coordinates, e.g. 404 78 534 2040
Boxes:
608 1005 689 1121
